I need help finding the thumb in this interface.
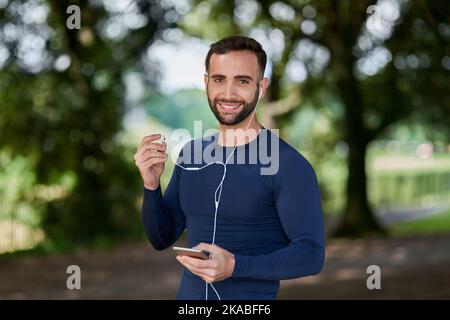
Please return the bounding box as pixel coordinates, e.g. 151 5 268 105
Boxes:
194 242 217 253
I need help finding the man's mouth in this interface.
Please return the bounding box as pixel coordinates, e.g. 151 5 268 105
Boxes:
217 101 242 112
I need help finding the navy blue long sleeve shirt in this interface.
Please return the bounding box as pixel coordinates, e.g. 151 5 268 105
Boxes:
141 128 325 300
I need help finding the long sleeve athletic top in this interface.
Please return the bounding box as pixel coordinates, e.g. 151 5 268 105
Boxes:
141 128 325 300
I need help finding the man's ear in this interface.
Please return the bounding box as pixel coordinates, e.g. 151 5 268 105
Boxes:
258 77 270 99
204 73 209 88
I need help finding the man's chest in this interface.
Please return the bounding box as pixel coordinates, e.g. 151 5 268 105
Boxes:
178 164 276 223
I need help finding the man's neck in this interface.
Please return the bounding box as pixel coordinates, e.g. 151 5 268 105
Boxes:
217 115 262 147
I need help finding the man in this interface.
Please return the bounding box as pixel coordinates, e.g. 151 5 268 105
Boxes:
134 36 325 300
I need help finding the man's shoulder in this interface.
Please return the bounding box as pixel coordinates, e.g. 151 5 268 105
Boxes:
273 132 316 174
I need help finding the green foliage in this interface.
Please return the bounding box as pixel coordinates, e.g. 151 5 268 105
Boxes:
0 0 172 250
1 0 449 250
0 151 42 227
391 209 450 236
143 89 217 132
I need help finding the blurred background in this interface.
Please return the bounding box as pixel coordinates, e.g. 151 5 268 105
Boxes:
0 0 449 299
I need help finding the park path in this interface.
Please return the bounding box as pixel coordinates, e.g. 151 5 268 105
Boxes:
1 233 449 299
376 204 449 225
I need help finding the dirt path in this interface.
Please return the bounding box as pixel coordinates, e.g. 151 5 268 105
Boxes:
1 234 449 299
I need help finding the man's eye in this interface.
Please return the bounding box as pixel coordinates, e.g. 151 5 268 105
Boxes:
239 79 249 84
214 78 223 83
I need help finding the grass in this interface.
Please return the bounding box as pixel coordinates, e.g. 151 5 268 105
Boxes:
390 209 450 236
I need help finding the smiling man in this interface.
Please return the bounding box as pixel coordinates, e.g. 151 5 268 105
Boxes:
135 36 325 300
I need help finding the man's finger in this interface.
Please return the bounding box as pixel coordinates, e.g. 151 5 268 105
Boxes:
194 243 218 254
138 134 162 151
138 141 166 157
177 257 216 278
135 146 166 162
138 140 165 154
176 256 205 274
140 142 166 154
140 150 168 160
179 257 218 277
140 157 167 168
180 255 217 269
136 151 167 164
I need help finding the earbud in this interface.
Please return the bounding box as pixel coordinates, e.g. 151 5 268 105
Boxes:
258 88 262 99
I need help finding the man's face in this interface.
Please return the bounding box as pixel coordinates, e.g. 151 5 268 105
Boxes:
205 50 263 126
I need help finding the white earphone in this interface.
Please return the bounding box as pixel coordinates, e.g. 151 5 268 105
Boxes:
173 86 263 300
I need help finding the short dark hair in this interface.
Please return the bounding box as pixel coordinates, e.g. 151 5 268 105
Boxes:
205 36 267 78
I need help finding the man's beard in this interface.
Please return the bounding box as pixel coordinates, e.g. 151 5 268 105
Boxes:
207 87 259 126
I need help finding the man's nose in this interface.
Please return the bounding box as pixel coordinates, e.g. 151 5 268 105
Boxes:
222 82 238 100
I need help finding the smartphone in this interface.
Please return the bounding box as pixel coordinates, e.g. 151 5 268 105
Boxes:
173 246 210 260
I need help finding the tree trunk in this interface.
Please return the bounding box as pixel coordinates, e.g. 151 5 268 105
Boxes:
332 67 386 237
333 139 386 237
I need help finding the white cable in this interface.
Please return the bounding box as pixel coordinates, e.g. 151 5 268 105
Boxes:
173 88 262 300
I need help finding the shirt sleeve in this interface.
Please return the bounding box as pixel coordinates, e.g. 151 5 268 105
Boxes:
141 164 186 250
232 152 325 280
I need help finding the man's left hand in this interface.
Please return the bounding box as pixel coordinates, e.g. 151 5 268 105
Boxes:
176 243 235 283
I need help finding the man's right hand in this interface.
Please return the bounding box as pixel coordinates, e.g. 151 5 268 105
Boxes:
134 134 168 190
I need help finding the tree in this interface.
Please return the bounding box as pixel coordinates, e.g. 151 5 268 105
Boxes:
0 0 174 246
309 0 449 236
179 0 450 237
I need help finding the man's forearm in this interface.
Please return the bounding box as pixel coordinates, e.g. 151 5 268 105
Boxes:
231 239 325 280
141 186 178 250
